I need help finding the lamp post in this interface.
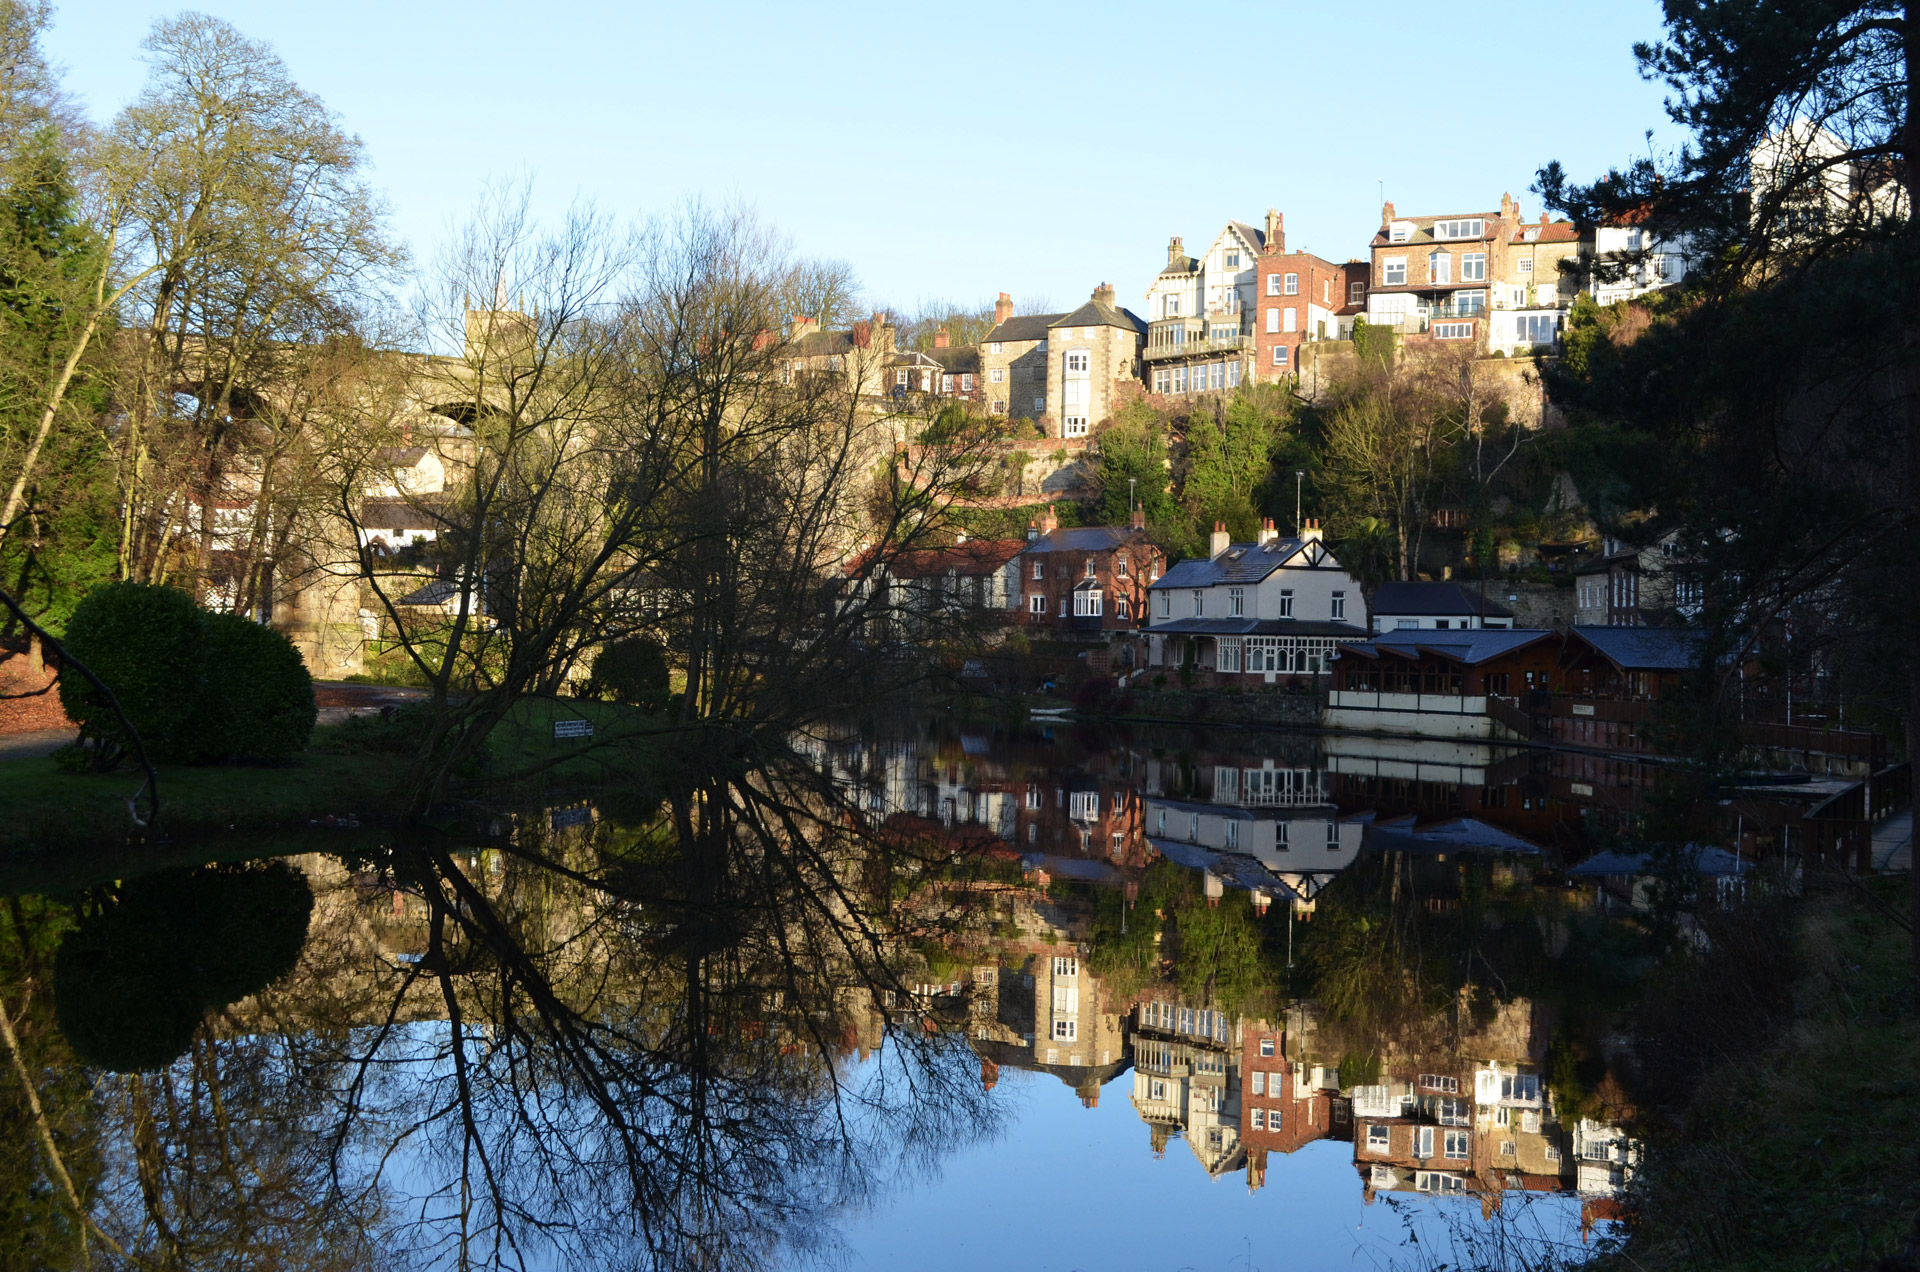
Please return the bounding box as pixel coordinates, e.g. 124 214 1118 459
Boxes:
1294 471 1304 534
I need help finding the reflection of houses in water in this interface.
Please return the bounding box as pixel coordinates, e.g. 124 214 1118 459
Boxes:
1128 998 1245 1176
1240 1019 1349 1190
1143 757 1365 909
965 921 1130 1107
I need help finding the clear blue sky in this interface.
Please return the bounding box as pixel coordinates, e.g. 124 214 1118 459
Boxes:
48 1 1682 315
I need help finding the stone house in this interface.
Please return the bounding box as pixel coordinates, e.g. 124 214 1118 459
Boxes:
1044 285 1146 438
979 292 1053 423
1488 209 1587 355
1014 507 1164 637
782 313 898 397
927 329 981 401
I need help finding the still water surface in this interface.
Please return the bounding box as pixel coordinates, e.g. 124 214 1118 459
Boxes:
3 717 1655 1270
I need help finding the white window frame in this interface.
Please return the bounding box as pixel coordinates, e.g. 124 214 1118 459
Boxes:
1461 252 1487 281
1266 274 1283 296
1283 307 1297 332
1028 594 1046 614
1229 586 1245 617
1278 588 1293 618
1428 251 1451 284
1272 345 1288 366
1383 257 1407 286
1368 1124 1392 1153
1062 416 1089 438
1350 281 1367 303
1192 590 1204 617
1266 307 1280 333
990 367 1004 382
1434 321 1474 340
1331 590 1346 620
1065 350 1089 373
1283 272 1298 295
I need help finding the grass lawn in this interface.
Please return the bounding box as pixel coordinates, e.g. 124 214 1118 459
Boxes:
0 743 402 856
0 696 670 857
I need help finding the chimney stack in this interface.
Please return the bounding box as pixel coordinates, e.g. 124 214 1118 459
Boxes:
1301 517 1324 543
994 292 1013 325
934 328 950 348
792 314 818 338
1039 505 1059 536
1265 208 1284 253
1130 506 1146 531
1257 517 1277 546
1210 521 1231 559
852 320 871 349
1168 235 1185 265
1381 200 1396 225
1500 192 1516 221
1093 282 1115 306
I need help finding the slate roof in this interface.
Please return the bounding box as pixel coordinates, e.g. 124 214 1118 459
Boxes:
1227 221 1268 253
1148 537 1327 587
1340 627 1558 665
1567 625 1700 671
1370 212 1503 248
1157 255 1200 277
1372 581 1514 619
361 497 443 532
1148 617 1368 639
928 346 979 373
790 329 856 357
1050 298 1146 335
1019 526 1149 555
983 313 1067 344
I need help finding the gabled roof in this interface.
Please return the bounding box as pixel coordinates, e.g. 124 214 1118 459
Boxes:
1050 298 1146 335
1569 845 1748 877
1371 581 1515 619
1019 526 1151 555
1371 212 1503 248
927 346 979 372
888 350 942 368
1150 538 1343 588
1226 221 1267 253
984 313 1067 344
1344 627 1558 665
1567 625 1700 672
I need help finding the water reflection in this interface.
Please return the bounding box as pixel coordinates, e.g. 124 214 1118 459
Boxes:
0 719 1668 1268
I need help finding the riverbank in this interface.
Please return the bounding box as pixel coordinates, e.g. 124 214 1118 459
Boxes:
1594 879 1919 1270
0 695 669 855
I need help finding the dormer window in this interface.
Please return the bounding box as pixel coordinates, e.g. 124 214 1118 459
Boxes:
1389 221 1413 243
1433 219 1484 240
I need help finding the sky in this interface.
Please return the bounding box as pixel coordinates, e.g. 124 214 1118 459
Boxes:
47 0 1685 317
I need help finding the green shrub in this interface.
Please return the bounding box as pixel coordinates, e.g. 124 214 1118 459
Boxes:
192 610 316 762
57 581 201 759
585 637 670 711
57 581 316 765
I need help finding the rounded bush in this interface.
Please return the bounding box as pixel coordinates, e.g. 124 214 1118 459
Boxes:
585 637 670 711
191 610 316 763
57 581 316 764
56 581 202 759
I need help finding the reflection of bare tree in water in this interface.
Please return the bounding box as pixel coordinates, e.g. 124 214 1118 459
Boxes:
25 754 1003 1271
338 762 1003 1270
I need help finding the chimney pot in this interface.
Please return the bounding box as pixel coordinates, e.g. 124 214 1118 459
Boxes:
934 328 950 348
994 292 1014 325
1382 201 1396 225
1130 506 1146 531
1168 235 1184 265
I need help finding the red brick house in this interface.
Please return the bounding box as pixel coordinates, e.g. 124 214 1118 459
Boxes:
1014 507 1165 638
1252 213 1364 381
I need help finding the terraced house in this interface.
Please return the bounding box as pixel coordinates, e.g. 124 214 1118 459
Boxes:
979 287 1146 437
1362 195 1584 354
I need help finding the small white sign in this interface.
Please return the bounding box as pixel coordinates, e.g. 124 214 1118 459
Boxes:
1572 704 1595 717
553 719 594 740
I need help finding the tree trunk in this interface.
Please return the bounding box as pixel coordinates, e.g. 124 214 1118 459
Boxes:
1903 2 1920 984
